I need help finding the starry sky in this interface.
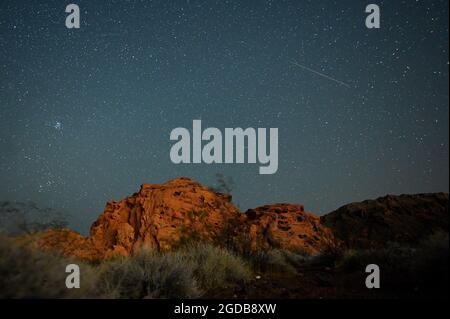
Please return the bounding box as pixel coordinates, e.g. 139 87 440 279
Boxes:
0 0 448 233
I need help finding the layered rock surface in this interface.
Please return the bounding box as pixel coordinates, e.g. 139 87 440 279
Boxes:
87 177 241 258
235 204 334 255
37 228 101 260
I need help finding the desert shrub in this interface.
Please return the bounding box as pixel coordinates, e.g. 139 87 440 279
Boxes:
179 242 251 290
281 249 312 267
95 242 251 298
96 250 201 299
0 236 95 298
335 232 449 296
210 173 234 194
412 232 449 294
0 201 67 235
246 249 298 274
307 245 344 268
336 244 415 274
335 246 416 291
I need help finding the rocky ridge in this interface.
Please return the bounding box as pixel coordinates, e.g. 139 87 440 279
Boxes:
36 178 449 260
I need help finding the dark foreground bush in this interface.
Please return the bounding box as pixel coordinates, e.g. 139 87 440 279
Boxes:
412 232 449 294
245 249 311 274
335 232 449 296
180 242 251 290
96 250 201 298
4 234 445 299
95 242 251 298
0 236 95 298
0 238 252 299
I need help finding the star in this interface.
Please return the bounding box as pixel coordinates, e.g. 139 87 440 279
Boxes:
53 121 62 131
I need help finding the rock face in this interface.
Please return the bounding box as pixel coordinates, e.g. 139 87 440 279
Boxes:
36 177 448 260
321 193 449 249
235 204 334 255
37 229 101 260
37 178 334 259
86 177 241 258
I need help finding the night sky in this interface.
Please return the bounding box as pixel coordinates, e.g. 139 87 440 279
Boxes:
0 0 448 233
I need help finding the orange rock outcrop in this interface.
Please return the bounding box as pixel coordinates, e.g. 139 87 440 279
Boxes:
37 178 334 259
37 178 448 260
235 204 335 255
88 177 241 258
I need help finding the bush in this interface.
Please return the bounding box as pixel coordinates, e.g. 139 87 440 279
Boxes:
246 249 301 274
412 232 449 294
336 245 415 273
96 250 201 299
95 242 251 298
335 232 449 296
0 201 67 236
281 249 312 267
0 236 95 298
0 237 253 299
179 242 251 290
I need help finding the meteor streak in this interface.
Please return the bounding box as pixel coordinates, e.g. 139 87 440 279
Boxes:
290 60 351 88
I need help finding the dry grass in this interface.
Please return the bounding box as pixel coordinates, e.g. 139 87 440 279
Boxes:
96 242 251 298
2 233 446 299
0 235 96 298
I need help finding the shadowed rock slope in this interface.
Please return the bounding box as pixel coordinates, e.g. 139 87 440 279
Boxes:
321 192 449 249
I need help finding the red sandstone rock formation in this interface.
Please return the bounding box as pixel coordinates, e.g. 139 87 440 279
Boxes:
36 178 448 261
235 204 335 255
87 177 241 258
37 228 101 260
37 178 334 259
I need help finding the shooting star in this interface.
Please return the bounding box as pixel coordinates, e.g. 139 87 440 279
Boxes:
290 60 351 88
